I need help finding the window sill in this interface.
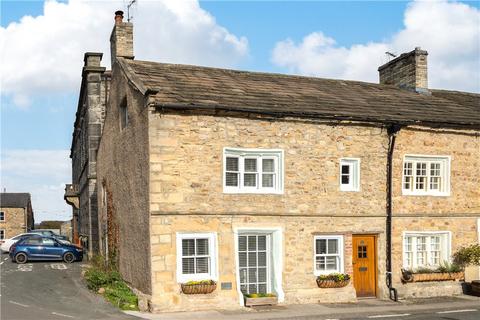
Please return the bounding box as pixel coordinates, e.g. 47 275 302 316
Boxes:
401 191 450 197
223 189 284 195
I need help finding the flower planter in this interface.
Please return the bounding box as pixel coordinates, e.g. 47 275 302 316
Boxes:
316 278 350 288
244 296 278 307
180 282 217 294
403 272 464 283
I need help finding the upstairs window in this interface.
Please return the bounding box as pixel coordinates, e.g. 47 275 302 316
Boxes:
0 211 4 221
224 148 284 194
402 155 450 196
339 158 360 191
176 233 217 283
119 97 128 130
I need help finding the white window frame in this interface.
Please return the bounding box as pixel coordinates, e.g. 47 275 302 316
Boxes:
0 211 5 221
402 155 451 196
223 148 284 194
176 232 218 283
313 235 344 276
339 158 360 192
402 231 452 270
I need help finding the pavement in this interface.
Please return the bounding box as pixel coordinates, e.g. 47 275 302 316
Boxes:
125 296 480 320
1 252 479 320
0 254 139 320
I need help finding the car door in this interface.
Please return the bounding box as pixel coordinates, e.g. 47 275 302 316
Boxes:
42 238 64 259
23 237 44 258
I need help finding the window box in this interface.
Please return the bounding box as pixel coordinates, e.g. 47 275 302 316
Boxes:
244 294 278 307
180 280 217 294
316 273 350 288
401 271 464 283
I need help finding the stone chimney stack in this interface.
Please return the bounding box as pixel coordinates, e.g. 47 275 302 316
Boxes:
110 10 134 67
378 47 428 93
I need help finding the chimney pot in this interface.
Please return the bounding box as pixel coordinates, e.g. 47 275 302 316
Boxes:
115 10 124 24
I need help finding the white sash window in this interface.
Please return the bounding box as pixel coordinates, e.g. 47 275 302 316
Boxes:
223 148 284 194
402 155 450 196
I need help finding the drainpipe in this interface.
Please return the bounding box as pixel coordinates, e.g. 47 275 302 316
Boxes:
386 123 402 301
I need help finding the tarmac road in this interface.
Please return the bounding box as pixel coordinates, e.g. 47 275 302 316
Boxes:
0 254 139 320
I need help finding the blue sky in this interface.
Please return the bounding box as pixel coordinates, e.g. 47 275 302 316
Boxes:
1 0 479 221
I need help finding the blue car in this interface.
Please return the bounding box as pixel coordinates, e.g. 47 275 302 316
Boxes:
10 235 83 264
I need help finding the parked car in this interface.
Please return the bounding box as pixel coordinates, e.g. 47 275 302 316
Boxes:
1 232 42 253
10 235 83 264
27 229 70 243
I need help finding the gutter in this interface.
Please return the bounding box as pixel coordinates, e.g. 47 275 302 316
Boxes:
386 124 402 301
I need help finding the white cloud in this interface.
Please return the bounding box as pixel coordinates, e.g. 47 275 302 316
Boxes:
1 149 71 222
0 0 248 107
272 0 480 92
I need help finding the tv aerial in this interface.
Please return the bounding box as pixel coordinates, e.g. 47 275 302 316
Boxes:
127 0 136 22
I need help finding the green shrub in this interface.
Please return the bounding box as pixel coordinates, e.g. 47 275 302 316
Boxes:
244 293 276 298
84 261 138 311
317 273 351 282
104 282 139 311
437 261 462 273
453 244 480 267
414 266 439 274
184 280 215 285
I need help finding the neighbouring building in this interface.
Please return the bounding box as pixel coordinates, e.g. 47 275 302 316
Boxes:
0 193 35 241
65 51 111 256
71 11 479 312
60 220 73 242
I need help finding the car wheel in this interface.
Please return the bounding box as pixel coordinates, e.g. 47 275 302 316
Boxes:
63 252 75 263
15 252 28 264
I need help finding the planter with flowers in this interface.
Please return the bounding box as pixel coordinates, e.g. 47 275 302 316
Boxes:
180 280 217 294
401 262 464 283
243 293 278 307
316 273 351 288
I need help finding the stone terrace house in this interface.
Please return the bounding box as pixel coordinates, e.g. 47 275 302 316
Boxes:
0 193 35 241
71 11 480 312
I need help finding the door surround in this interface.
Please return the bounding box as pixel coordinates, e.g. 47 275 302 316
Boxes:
352 234 378 298
233 227 284 306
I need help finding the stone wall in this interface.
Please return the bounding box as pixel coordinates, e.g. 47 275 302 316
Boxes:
148 112 388 216
392 217 479 298
149 214 386 312
392 127 480 214
0 207 27 238
146 111 479 309
96 61 151 295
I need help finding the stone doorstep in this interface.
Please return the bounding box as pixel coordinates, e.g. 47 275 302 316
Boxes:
124 295 480 320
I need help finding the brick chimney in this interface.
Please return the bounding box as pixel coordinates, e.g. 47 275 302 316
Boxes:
378 47 428 93
110 10 134 67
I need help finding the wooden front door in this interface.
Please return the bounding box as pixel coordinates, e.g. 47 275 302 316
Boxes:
352 235 377 297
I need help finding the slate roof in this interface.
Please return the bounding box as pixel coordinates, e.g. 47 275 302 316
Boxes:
0 193 31 208
119 58 480 128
